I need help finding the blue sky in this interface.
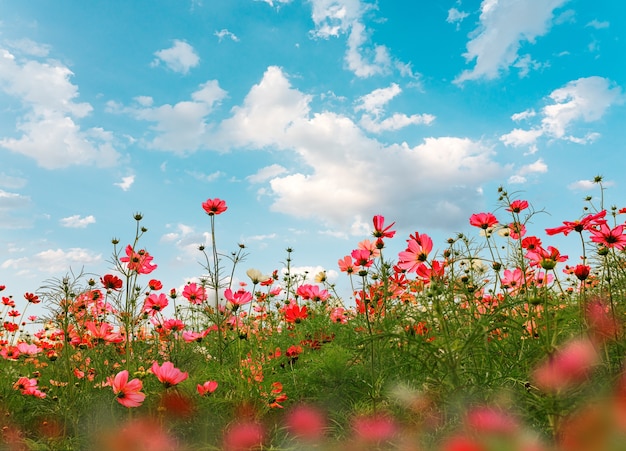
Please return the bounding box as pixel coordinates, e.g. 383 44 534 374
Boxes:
0 0 625 306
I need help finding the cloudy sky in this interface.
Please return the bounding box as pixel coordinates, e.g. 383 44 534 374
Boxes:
0 0 624 304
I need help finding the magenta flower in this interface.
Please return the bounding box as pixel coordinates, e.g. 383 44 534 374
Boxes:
108 370 145 408
151 361 188 388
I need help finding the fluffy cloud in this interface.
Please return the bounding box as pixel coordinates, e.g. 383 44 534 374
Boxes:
115 175 135 191
308 0 415 79
108 80 227 153
501 76 624 149
0 48 120 168
215 66 504 231
455 0 569 83
59 215 96 228
1 248 102 275
152 40 200 74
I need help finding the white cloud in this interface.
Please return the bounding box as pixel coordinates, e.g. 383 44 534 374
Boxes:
355 83 434 133
447 8 469 29
0 48 120 168
6 38 51 57
255 0 292 7
541 76 623 139
187 170 224 182
360 112 435 133
59 215 96 228
247 164 288 183
1 248 102 275
160 223 211 257
215 29 240 42
308 0 416 79
511 109 536 121
500 76 623 150
211 66 505 231
0 173 27 190
586 19 609 29
455 0 569 83
568 179 597 191
355 83 401 116
115 175 135 191
111 80 227 153
152 40 200 74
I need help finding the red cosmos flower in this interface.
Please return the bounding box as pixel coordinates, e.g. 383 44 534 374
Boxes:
397 232 433 273
142 293 169 316
338 255 355 274
521 236 542 251
372 215 396 239
507 222 526 240
197 380 218 396
415 260 445 282
0 285 4 291
2 297 15 307
120 245 157 274
182 283 207 305
24 292 40 304
151 361 188 388
469 212 498 230
202 198 227 216
108 370 145 408
148 279 163 291
589 223 626 250
100 274 123 291
526 245 568 270
545 210 607 236
505 199 529 213
568 264 591 281
283 303 308 323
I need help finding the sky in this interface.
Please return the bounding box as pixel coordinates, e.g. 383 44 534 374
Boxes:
0 0 625 309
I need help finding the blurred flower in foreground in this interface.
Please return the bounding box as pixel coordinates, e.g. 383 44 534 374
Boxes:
532 338 599 392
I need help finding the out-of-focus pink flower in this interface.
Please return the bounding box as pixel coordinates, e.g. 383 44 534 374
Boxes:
285 405 327 442
532 338 599 392
351 414 397 443
222 421 265 451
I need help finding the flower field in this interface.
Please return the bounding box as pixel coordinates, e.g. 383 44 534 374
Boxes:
2 179 626 450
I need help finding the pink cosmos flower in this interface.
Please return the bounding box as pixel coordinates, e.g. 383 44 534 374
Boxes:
397 232 433 273
151 361 188 388
469 212 498 230
296 284 330 302
120 245 157 274
545 210 607 236
351 249 373 268
108 370 145 408
197 380 218 396
142 293 169 315
589 223 626 250
182 282 207 305
202 198 227 216
372 215 396 239
505 199 529 213
224 288 253 309
338 255 355 274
